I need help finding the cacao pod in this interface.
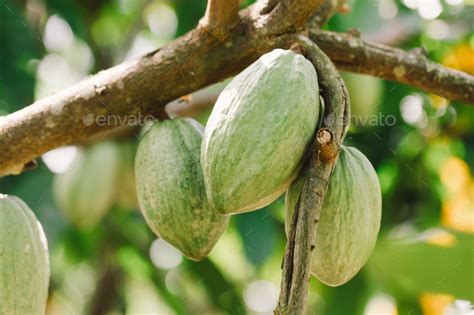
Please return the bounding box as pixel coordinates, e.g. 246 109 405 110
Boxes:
285 146 381 286
202 49 320 215
53 141 121 229
135 118 229 261
341 72 383 127
0 194 50 314
116 141 139 210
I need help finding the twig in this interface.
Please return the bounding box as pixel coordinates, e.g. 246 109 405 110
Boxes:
276 35 350 314
200 0 240 39
311 30 474 103
308 0 348 28
256 0 323 34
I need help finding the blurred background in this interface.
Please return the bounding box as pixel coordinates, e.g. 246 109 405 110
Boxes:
0 0 473 314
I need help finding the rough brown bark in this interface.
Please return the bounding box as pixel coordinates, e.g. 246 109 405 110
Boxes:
1 18 473 176
311 30 474 103
0 2 327 176
0 26 262 176
256 0 324 34
276 36 350 314
1 25 472 177
201 0 241 39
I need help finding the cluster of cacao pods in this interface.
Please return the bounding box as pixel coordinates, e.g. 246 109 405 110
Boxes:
0 194 50 314
0 49 383 315
135 49 382 285
53 140 138 229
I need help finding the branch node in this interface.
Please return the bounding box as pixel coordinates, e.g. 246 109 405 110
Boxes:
316 128 339 162
260 0 279 15
317 128 332 144
410 47 428 57
201 0 240 41
289 42 305 55
24 160 38 172
347 28 361 38
338 3 352 13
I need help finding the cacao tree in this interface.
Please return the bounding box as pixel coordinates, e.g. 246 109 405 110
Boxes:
0 0 473 314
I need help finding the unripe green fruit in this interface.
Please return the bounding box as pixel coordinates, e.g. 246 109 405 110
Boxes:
53 141 121 229
135 118 229 261
0 194 50 314
202 49 320 215
116 141 139 210
285 146 382 286
341 72 383 126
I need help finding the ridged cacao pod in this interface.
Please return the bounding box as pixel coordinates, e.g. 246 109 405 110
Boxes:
202 49 320 215
285 146 382 286
0 194 50 314
341 72 383 127
53 141 121 229
135 118 229 260
116 141 139 210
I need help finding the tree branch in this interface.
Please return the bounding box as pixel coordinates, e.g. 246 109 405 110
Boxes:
0 25 265 176
1 4 473 176
0 2 324 177
255 0 323 34
311 30 474 104
200 0 240 39
276 35 350 314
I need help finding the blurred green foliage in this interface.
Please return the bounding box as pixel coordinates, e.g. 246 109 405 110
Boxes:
0 0 473 314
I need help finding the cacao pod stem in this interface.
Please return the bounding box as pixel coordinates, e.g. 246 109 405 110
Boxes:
276 35 350 315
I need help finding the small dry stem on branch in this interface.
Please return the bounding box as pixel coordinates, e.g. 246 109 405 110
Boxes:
201 0 241 39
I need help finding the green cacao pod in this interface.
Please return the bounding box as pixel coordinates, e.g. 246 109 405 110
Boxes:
341 72 383 127
0 194 50 314
53 141 121 229
285 146 382 286
116 141 139 210
202 49 320 215
135 118 229 261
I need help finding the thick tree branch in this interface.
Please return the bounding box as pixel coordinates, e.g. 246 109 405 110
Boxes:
1 3 473 177
255 0 323 34
276 36 349 314
311 30 474 103
0 2 323 177
200 0 240 39
0 25 265 176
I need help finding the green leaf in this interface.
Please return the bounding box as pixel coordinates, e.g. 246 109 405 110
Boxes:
186 258 246 314
368 229 474 301
0 0 40 111
235 207 277 267
319 273 372 315
172 0 206 36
